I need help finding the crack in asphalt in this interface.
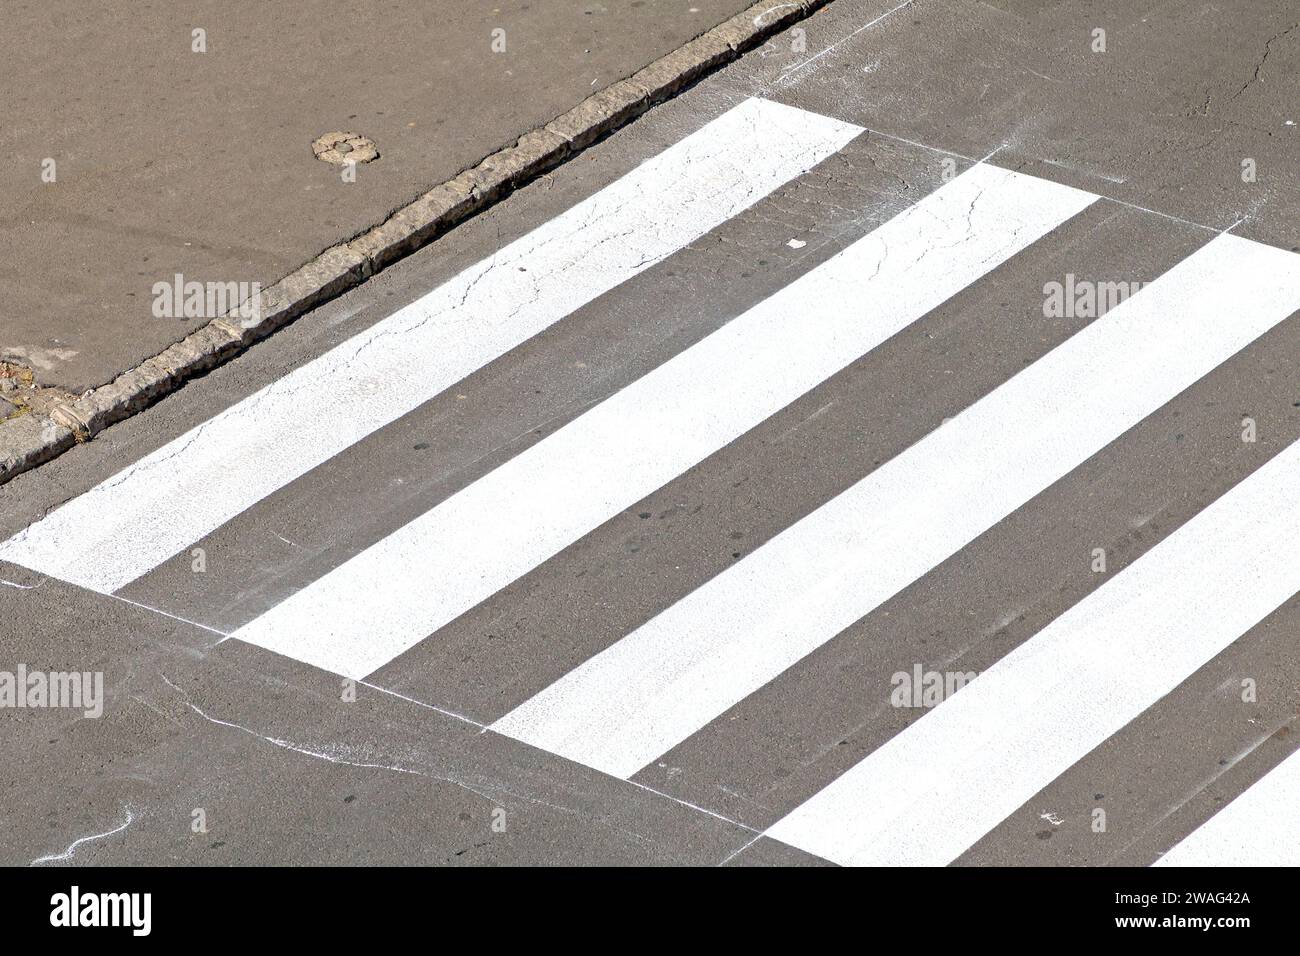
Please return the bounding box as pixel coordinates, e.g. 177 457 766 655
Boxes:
1229 22 1299 102
30 805 136 866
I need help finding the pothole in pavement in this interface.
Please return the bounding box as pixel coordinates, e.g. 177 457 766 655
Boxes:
0 361 78 422
312 131 381 165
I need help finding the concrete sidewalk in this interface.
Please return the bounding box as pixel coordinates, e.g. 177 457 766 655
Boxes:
2 0 770 394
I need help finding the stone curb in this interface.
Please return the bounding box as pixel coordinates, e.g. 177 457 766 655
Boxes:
0 0 833 486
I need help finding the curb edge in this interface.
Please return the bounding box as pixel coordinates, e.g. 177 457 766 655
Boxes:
0 0 832 487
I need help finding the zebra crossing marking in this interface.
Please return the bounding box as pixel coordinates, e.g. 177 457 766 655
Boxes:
231 162 1097 679
767 433 1300 865
0 97 862 595
1154 747 1300 867
6 90 1299 867
493 233 1300 781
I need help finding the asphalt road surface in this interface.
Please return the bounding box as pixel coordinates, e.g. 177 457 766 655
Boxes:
2 0 757 391
2 0 1299 866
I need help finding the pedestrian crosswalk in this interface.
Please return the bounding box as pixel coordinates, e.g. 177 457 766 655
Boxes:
4 97 1300 866
764 434 1300 866
0 97 863 596
231 161 1097 679
492 232 1300 779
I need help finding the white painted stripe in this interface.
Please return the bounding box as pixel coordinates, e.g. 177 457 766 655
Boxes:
493 233 1300 780
769 435 1300 866
231 164 1098 679
1154 748 1300 867
0 98 863 595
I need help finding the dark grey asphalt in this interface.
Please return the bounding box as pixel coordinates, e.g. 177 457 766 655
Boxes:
2 0 1298 866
